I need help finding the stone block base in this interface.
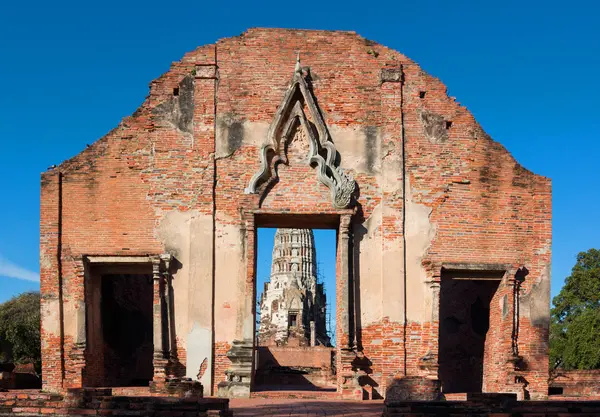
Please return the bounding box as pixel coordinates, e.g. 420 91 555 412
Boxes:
385 375 442 401
217 381 251 398
150 377 203 398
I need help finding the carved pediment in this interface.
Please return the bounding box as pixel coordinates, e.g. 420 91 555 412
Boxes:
244 55 356 209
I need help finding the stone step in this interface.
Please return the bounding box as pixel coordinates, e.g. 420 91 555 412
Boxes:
252 389 339 400
0 391 231 416
383 400 600 416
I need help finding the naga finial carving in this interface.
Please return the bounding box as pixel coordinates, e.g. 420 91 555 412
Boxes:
332 166 355 209
245 55 356 209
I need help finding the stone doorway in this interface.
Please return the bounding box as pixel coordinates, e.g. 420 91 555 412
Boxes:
84 261 157 388
438 269 504 393
216 212 355 398
254 227 337 393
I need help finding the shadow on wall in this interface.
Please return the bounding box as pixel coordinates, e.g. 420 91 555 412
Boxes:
385 376 444 401
352 202 367 352
254 346 336 391
352 354 384 400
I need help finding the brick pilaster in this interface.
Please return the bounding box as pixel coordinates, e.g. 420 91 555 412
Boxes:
40 170 64 392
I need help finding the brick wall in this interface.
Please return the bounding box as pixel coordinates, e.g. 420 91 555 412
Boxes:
550 370 600 398
0 390 231 416
212 342 231 396
256 346 333 369
40 28 551 398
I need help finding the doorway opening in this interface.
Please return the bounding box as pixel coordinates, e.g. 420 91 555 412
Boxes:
438 269 503 393
86 264 154 387
254 224 337 392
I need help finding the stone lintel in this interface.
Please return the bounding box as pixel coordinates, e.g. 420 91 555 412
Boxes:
441 262 511 272
84 254 172 264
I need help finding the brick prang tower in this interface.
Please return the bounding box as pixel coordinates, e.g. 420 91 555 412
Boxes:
258 229 330 347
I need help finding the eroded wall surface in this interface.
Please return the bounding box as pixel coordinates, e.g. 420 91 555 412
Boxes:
40 28 551 398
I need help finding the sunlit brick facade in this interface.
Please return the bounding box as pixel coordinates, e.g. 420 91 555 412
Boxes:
40 28 551 399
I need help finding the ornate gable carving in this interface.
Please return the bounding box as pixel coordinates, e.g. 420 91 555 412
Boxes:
244 55 356 209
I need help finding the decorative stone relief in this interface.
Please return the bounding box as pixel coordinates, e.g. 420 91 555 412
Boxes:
244 55 356 209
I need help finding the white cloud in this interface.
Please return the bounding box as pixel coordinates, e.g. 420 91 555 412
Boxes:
0 257 39 282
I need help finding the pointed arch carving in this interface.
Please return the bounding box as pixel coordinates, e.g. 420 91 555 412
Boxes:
244 57 356 209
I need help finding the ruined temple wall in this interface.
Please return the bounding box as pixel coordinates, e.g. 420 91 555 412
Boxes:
211 29 411 393
39 45 218 392
39 30 407 394
206 30 551 397
400 63 552 397
40 28 551 398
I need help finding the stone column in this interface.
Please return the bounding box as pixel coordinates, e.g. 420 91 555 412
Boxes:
338 214 364 400
160 254 176 366
242 217 256 342
310 321 316 347
419 266 441 379
68 258 87 389
151 257 168 389
339 214 353 349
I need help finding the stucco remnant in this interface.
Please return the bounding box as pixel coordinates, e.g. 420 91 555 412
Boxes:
419 110 449 144
186 323 212 388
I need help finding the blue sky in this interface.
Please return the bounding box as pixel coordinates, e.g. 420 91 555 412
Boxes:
0 0 598 304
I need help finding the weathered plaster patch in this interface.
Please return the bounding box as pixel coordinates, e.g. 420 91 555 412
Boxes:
363 126 378 174
216 114 248 159
381 204 405 323
62 298 77 340
405 181 437 323
156 209 201 259
188 215 214 329
41 299 61 340
521 264 551 328
186 322 213 389
380 146 402 196
355 203 383 326
75 300 86 344
220 120 269 157
214 215 245 342
419 110 448 144
157 209 214 389
152 75 194 135
156 210 214 342
329 125 381 175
